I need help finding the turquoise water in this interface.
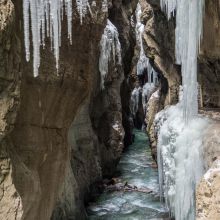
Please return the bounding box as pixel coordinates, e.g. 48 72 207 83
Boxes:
87 130 169 220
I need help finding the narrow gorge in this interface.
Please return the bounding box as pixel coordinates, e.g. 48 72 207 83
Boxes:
0 0 220 220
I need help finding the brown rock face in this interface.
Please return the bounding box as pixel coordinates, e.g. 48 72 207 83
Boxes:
201 0 220 59
0 1 22 219
197 122 220 220
0 0 139 219
140 0 181 106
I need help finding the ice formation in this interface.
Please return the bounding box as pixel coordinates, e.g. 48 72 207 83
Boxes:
23 0 74 77
131 3 160 117
130 87 141 116
99 19 122 89
135 3 150 77
156 1 207 220
160 0 176 19
155 100 209 219
161 0 204 121
23 0 108 77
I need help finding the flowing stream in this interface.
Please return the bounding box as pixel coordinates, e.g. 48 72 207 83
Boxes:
87 129 169 220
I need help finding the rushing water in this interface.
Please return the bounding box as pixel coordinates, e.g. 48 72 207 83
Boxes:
87 129 169 220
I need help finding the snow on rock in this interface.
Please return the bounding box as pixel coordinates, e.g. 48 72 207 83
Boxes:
196 158 220 220
204 159 220 185
99 19 122 90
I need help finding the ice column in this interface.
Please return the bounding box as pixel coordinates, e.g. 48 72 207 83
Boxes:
161 0 204 121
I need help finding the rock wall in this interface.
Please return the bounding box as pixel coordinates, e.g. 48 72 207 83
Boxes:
140 0 220 159
109 0 138 147
0 0 139 219
196 157 220 220
137 0 220 218
0 1 22 219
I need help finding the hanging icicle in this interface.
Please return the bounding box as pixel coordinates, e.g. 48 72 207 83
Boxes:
23 0 74 77
99 19 122 90
24 0 112 77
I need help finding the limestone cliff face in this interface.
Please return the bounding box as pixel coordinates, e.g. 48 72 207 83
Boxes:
140 0 181 105
0 1 22 219
196 121 220 220
138 0 220 218
196 157 220 220
0 0 138 220
136 0 181 159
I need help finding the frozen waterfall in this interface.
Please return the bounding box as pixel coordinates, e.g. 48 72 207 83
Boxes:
161 0 204 121
156 1 208 220
23 0 107 77
99 19 122 90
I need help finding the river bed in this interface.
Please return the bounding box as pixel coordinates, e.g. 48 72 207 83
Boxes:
87 129 169 220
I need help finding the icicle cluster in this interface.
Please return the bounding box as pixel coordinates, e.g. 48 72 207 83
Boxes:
23 0 73 77
156 1 206 220
133 3 160 116
99 19 122 89
160 0 176 19
23 0 109 77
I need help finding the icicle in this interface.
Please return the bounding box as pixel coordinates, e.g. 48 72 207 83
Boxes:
99 19 122 90
23 0 30 62
76 0 89 25
160 0 177 19
29 0 40 77
23 0 74 77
